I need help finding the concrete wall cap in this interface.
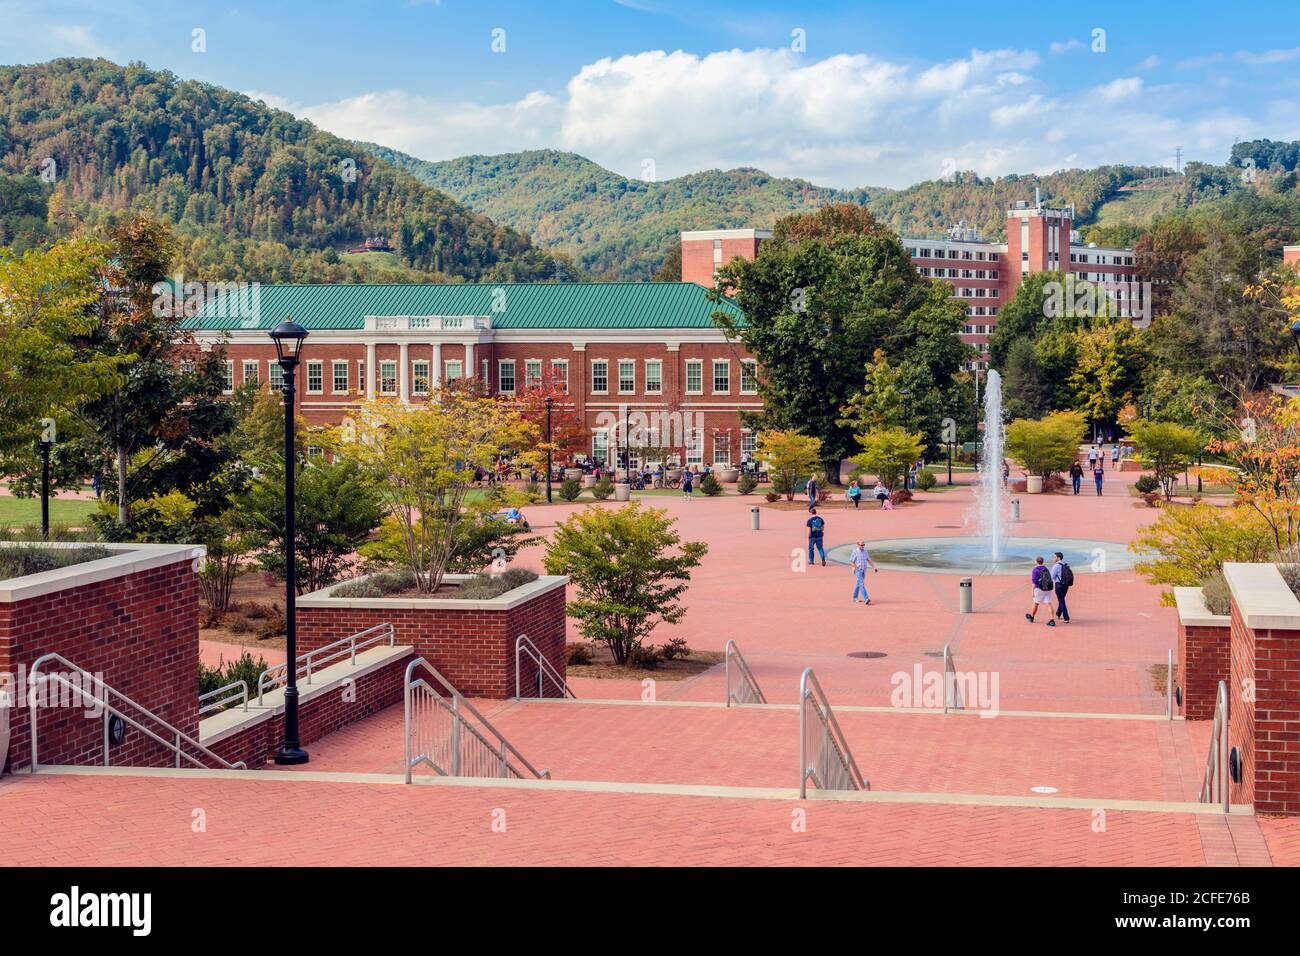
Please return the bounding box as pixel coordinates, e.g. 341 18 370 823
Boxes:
1173 586 1230 628
0 542 205 603
296 572 568 611
1223 562 1300 630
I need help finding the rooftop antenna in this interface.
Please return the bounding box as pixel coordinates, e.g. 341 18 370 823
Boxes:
1034 186 1041 206
1175 147 1183 176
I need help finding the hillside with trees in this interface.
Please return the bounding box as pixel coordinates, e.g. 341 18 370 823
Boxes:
0 58 571 284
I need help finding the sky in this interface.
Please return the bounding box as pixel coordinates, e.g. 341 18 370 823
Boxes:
4 0 1300 189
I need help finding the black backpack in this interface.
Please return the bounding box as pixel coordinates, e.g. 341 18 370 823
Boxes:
1060 562 1074 588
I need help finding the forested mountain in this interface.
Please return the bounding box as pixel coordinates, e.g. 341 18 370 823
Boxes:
367 146 886 280
0 58 570 283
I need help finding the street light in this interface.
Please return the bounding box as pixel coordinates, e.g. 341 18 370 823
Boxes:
544 395 553 503
38 418 55 540
269 317 309 767
900 389 912 489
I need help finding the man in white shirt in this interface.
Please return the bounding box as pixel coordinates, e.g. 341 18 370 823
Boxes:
850 540 878 605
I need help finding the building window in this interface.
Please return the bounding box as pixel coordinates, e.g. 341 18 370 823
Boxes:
242 360 259 387
307 446 324 459
741 430 757 461
591 360 609 394
332 360 349 394
525 359 542 388
685 360 703 394
222 360 234 394
412 360 430 395
444 359 463 382
645 360 663 394
592 429 609 464
713 433 731 467
550 359 569 392
618 359 636 394
740 359 758 394
685 428 703 466
268 362 284 391
498 359 516 394
306 360 323 394
379 360 397 395
357 360 366 394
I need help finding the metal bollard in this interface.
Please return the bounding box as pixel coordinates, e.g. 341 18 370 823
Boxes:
959 578 973 613
1010 498 1020 522
750 506 760 531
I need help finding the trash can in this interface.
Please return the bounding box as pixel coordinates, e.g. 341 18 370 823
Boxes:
614 482 631 502
751 506 760 531
1011 498 1020 522
959 578 973 614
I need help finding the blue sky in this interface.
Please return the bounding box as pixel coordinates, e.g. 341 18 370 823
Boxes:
4 0 1300 187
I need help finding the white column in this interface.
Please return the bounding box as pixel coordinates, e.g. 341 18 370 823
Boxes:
398 342 410 403
365 342 376 399
465 342 475 379
432 343 442 388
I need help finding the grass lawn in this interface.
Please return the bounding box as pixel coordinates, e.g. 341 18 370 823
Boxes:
0 495 100 526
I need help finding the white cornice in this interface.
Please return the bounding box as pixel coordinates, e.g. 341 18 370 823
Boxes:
193 327 734 347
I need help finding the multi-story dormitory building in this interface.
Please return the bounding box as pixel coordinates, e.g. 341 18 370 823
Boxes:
179 202 1147 468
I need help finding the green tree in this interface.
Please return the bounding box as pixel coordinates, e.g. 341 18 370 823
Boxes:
838 348 907 432
1131 504 1275 601
987 273 1063 369
756 429 822 500
850 426 925 491
712 203 968 481
1001 338 1050 420
237 458 383 595
1069 317 1148 429
1004 411 1087 478
543 503 707 665
0 239 124 471
1127 419 1205 499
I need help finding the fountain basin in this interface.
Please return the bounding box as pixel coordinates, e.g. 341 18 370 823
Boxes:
826 536 1135 576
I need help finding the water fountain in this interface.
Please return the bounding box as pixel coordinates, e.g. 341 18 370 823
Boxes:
826 367 1132 576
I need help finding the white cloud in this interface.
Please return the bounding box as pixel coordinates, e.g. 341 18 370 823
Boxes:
0 3 114 60
247 45 1269 189
1049 39 1083 55
1136 55 1162 71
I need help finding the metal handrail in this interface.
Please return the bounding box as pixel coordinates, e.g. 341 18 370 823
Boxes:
1199 680 1230 813
199 679 249 716
404 657 551 783
725 639 766 706
258 622 395 703
943 644 963 713
514 633 576 700
799 667 867 798
28 652 247 772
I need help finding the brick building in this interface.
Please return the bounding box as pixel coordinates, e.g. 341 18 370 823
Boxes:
182 281 759 470
681 202 1147 367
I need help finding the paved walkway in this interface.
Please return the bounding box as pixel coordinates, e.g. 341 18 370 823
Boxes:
5 469 1292 865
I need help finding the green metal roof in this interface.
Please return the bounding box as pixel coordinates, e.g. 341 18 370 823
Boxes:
178 282 743 331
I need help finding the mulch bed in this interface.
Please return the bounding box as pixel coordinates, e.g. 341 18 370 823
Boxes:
566 644 724 681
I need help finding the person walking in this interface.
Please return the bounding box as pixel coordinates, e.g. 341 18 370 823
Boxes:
806 508 826 567
1111 443 1121 469
681 469 693 498
849 540 878 604
1087 444 1098 468
805 473 819 513
1025 556 1056 626
1069 460 1084 495
1051 551 1073 623
1093 462 1105 496
847 478 863 509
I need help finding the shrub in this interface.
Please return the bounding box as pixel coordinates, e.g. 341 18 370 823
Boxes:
771 475 793 500
890 488 913 505
1134 474 1159 494
0 544 112 580
757 429 822 503
764 491 780 503
700 473 722 496
256 610 286 641
331 570 417 598
736 474 756 495
1141 491 1162 508
592 477 614 500
1004 412 1087 478
660 635 691 660
198 651 269 708
523 481 543 502
559 478 582 501
632 643 661 668
851 426 925 491
226 616 254 635
566 642 594 665
453 568 539 600
1200 573 1231 616
915 469 937 491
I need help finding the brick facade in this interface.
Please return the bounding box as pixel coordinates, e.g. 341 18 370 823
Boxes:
0 546 201 773
205 650 411 768
1174 588 1232 721
296 577 568 699
1224 563 1300 815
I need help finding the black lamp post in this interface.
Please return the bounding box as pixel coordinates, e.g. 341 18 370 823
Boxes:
900 389 912 489
269 317 310 766
544 395 554 503
38 421 54 540
946 438 954 487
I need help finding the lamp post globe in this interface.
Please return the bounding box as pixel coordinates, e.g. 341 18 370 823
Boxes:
269 316 310 766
